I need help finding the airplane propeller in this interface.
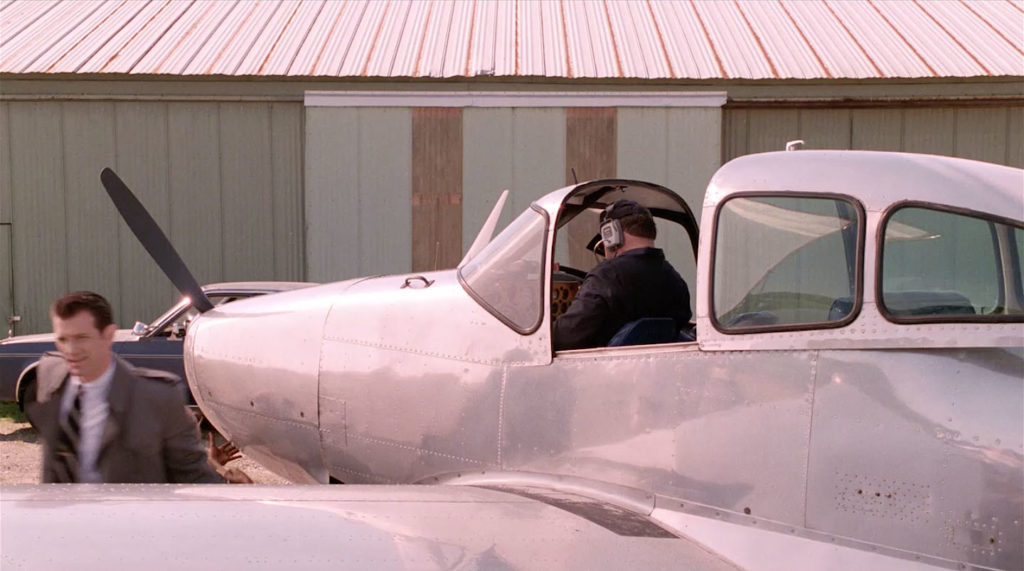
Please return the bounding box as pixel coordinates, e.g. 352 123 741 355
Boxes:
100 168 214 313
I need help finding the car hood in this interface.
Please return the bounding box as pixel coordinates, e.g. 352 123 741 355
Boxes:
0 330 140 346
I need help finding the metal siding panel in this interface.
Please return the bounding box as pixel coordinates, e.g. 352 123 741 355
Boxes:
723 109 750 161
220 103 275 281
0 102 10 224
1008 107 1023 169
799 109 852 150
851 108 903 151
270 102 305 281
0 224 11 332
113 101 177 327
304 106 360 282
359 108 411 276
514 107 565 259
167 103 222 286
903 108 956 156
9 102 66 334
745 109 800 154
953 107 1010 165
462 108 514 254
61 102 120 307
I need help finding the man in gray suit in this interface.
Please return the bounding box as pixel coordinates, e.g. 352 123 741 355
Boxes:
24 291 246 483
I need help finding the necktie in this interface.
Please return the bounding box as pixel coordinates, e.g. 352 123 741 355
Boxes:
54 386 82 483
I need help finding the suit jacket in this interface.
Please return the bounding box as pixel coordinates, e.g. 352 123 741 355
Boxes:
24 353 223 483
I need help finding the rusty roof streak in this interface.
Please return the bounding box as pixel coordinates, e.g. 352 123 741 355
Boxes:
0 0 59 49
558 0 573 78
4 1 102 72
49 0 131 73
332 1 369 76
202 0 257 75
601 0 623 77
822 0 883 78
513 0 519 76
360 1 389 77
645 0 676 78
257 0 302 75
913 0 990 76
304 0 345 76
463 0 477 76
228 0 283 76
386 1 413 77
866 0 936 76
413 0 434 77
178 1 245 75
732 0 778 79
118 0 190 74
689 0 727 79
960 0 1024 57
777 0 830 79
1007 0 1024 14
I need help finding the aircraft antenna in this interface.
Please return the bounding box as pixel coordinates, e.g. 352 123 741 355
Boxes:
571 167 579 184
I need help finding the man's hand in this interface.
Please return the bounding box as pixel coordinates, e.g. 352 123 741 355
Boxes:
207 432 242 466
206 432 253 483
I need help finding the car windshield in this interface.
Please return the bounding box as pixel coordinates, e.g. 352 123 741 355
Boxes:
459 207 548 333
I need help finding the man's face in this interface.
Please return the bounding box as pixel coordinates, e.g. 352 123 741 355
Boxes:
51 310 115 382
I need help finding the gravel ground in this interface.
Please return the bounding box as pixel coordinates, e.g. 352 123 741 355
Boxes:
0 406 289 485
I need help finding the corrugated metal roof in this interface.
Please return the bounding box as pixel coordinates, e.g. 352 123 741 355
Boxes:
0 0 1020 79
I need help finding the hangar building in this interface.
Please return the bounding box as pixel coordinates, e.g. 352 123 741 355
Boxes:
1 0 1021 333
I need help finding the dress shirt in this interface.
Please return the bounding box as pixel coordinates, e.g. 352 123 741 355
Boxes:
59 360 116 483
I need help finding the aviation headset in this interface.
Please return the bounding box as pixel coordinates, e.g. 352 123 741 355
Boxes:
599 199 648 254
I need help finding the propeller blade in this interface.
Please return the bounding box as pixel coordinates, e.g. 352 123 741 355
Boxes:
100 168 214 313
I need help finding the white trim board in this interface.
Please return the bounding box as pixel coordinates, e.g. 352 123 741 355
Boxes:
305 91 727 108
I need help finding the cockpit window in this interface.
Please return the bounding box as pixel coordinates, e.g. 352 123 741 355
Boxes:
459 207 548 334
712 195 861 332
880 205 1024 321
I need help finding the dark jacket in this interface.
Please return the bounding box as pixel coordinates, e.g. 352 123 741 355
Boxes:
24 353 223 483
553 247 691 350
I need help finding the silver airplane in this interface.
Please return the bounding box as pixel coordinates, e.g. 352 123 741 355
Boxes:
3 149 1021 570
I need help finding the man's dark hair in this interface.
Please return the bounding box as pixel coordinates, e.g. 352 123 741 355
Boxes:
51 291 114 331
605 199 657 240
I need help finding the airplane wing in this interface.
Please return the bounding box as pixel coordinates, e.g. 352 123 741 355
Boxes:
1 484 738 570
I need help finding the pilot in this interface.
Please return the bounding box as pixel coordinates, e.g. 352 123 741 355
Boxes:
552 199 692 350
23 291 250 483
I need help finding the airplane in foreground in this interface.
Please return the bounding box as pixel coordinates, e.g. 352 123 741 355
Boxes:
3 149 1021 570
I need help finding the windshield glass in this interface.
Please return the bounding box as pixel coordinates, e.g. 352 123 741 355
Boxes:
459 207 548 333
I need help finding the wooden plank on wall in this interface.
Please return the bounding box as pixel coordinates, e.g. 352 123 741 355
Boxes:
955 107 1009 164
9 102 66 333
851 109 903 151
114 101 176 319
271 103 304 281
903 108 955 156
168 103 222 286
412 107 462 272
62 102 120 306
221 103 274 281
566 107 615 268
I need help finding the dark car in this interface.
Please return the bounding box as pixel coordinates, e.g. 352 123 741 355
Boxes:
0 281 315 409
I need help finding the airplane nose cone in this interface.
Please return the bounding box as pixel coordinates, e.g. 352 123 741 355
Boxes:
184 289 334 483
